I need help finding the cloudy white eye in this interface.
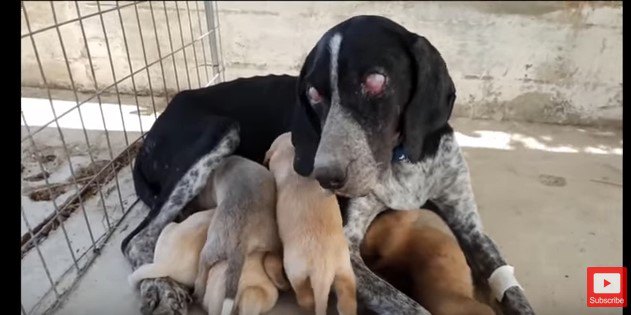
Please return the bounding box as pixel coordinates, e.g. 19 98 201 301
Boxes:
363 73 386 96
307 86 322 104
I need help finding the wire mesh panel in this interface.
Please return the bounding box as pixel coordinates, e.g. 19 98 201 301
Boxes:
20 2 224 314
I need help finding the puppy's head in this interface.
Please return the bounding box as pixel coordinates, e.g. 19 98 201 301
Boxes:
291 15 455 197
264 132 295 177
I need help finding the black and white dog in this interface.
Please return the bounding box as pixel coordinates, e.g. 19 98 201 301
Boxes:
122 16 534 315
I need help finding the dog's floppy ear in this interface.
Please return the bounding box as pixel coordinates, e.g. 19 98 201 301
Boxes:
291 94 320 176
291 50 321 176
402 34 456 162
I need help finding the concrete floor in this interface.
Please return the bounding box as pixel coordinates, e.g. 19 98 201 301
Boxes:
45 117 622 315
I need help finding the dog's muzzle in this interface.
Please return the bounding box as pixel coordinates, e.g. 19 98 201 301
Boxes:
313 156 347 190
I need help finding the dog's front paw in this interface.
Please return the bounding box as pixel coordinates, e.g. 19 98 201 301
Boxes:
139 277 192 315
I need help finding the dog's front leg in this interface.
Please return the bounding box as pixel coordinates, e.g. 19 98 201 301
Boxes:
125 180 206 314
124 223 192 315
124 190 207 314
430 152 534 315
125 128 240 314
344 195 431 315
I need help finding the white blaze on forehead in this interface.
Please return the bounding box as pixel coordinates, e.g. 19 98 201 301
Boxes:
315 32 378 194
329 33 342 107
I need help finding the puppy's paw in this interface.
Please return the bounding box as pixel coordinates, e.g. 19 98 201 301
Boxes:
295 293 315 311
139 277 191 315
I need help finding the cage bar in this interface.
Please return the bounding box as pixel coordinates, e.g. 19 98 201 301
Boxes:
20 2 223 314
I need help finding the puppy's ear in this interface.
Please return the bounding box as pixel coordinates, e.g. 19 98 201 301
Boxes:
263 148 273 167
402 34 456 162
291 50 321 176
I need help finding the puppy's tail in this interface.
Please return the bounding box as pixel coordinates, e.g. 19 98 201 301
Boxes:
120 201 158 254
127 263 168 288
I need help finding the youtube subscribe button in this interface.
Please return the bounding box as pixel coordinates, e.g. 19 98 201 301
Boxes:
587 267 627 307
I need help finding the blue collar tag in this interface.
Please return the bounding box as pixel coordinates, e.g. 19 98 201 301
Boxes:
392 144 410 163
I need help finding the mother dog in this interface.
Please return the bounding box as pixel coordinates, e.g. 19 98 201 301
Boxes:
122 16 534 315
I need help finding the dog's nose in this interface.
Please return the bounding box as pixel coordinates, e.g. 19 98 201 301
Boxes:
313 164 346 190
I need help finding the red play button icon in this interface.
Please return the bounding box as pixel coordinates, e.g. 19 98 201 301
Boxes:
587 266 627 307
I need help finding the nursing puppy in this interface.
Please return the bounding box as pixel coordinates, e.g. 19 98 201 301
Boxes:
193 156 288 315
128 209 215 288
265 132 356 315
360 209 495 315
230 251 288 315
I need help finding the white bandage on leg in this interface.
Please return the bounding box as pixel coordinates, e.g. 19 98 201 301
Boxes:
488 265 523 302
221 299 234 315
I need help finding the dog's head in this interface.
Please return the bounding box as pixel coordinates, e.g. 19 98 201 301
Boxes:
291 15 456 197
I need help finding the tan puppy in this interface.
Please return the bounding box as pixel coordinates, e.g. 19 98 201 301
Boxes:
230 251 287 315
193 156 288 315
360 209 495 315
265 133 356 315
128 209 215 288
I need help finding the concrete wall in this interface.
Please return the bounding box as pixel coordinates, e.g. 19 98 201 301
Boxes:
21 1 218 98
217 1 622 127
21 1 622 127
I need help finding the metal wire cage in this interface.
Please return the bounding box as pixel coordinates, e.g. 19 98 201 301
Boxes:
20 1 224 314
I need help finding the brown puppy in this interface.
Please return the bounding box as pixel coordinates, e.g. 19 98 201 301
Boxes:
265 133 356 315
128 209 215 288
193 156 289 315
361 209 495 315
